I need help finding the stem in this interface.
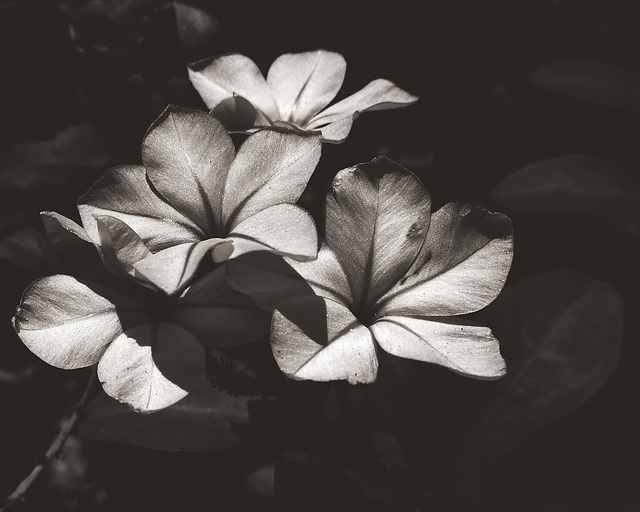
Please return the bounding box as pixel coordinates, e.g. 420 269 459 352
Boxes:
0 368 96 512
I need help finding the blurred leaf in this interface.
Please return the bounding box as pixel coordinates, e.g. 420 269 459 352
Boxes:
0 226 58 272
492 154 640 234
530 60 640 109
78 378 250 451
173 2 219 54
448 270 624 476
0 122 109 190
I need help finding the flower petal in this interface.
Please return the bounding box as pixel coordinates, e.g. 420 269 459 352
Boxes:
376 203 513 317
132 238 232 296
12 275 144 369
188 54 280 121
271 296 378 384
96 215 153 279
316 115 356 144
98 321 206 413
266 50 346 126
172 265 270 347
325 157 431 310
222 129 321 231
142 105 236 235
209 94 272 131
77 164 202 252
370 316 506 380
307 78 419 129
227 204 318 261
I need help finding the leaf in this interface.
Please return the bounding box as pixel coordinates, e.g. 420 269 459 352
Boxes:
492 154 640 233
97 321 206 412
529 60 640 109
0 226 57 272
173 2 219 53
266 50 346 126
78 377 249 451
13 275 145 369
448 270 624 476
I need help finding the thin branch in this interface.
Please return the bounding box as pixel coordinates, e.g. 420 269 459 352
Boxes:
0 368 96 512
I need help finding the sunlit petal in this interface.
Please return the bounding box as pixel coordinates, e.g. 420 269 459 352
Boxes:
222 129 321 231
98 321 206 413
376 203 513 317
371 316 506 380
132 238 232 296
142 105 236 235
188 54 280 121
271 296 378 384
227 204 318 261
77 164 201 252
267 50 346 126
12 275 144 369
307 78 419 129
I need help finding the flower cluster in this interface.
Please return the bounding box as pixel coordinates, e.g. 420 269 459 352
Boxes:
12 50 513 413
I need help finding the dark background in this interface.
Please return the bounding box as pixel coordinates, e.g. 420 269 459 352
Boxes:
1 1 638 511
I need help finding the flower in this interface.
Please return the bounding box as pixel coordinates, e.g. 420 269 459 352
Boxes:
13 215 270 413
188 49 419 143
228 157 514 384
72 104 323 296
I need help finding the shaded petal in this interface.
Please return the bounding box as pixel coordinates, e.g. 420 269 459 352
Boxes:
271 296 378 384
266 50 346 126
98 321 206 413
222 129 321 231
12 275 145 369
209 94 272 131
325 157 431 310
96 215 153 279
132 238 232 296
188 54 280 121
370 316 506 380
227 242 350 311
376 203 513 317
78 164 202 252
142 106 236 236
307 78 419 129
227 204 318 261
41 211 92 246
172 265 270 347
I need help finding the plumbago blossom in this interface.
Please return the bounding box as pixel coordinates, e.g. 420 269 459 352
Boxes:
12 217 271 412
228 157 514 384
11 104 326 412
188 49 419 143
75 104 322 296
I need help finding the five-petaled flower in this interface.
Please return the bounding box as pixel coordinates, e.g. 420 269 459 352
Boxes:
188 49 419 143
72 105 323 296
228 157 514 384
12 216 270 412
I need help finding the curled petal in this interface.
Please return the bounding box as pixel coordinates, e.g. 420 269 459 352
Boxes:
325 157 431 309
12 275 144 369
222 130 321 231
78 165 202 252
271 296 378 384
132 238 232 296
98 321 206 413
371 316 506 380
142 106 236 236
172 266 270 347
316 115 356 144
96 216 153 279
266 50 346 126
307 78 419 129
227 204 318 261
188 54 280 121
376 203 513 317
